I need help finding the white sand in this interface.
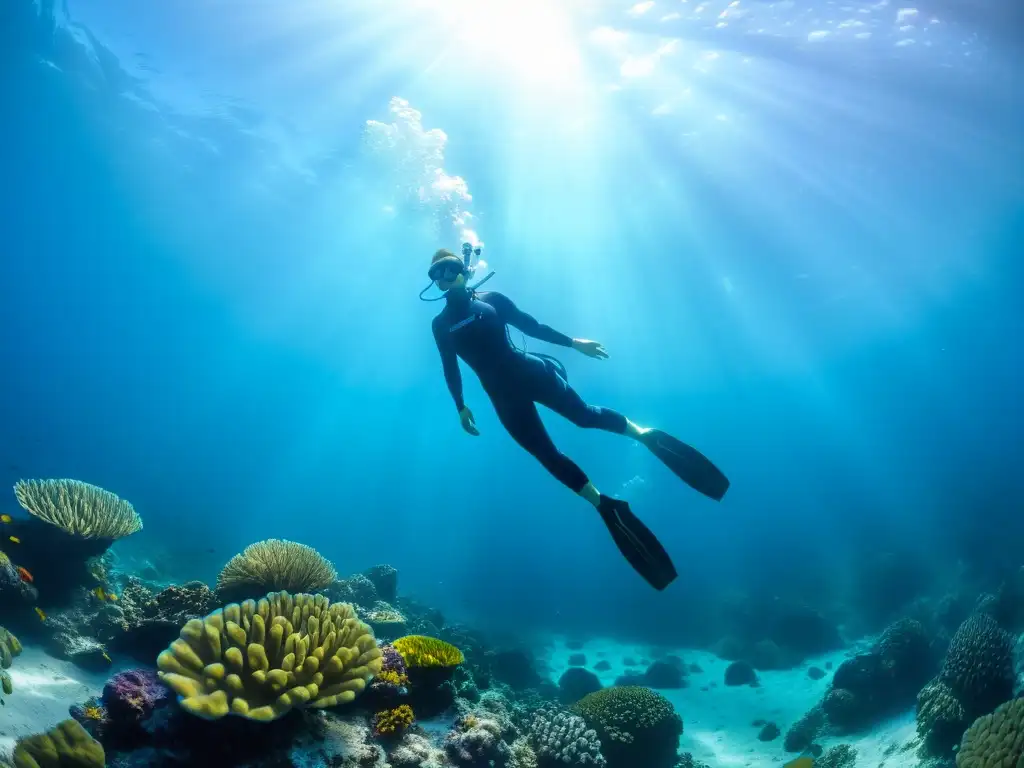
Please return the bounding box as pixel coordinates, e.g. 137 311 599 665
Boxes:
543 637 921 768
0 644 124 757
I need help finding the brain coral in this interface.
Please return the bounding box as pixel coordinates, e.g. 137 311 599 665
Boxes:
573 686 682 768
956 697 1024 768
157 590 382 721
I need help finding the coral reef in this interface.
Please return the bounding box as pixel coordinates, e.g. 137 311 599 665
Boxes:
917 613 1015 757
643 659 687 689
558 667 602 705
724 661 758 687
6 480 142 606
372 704 415 737
326 573 380 608
818 744 858 768
103 669 170 726
215 539 338 602
444 713 512 766
361 601 408 640
955 696 1024 768
818 617 936 732
14 479 142 540
0 550 38 609
364 564 398 603
784 705 826 752
0 626 23 669
12 718 105 768
527 706 606 766
157 590 382 721
389 732 447 768
572 686 682 768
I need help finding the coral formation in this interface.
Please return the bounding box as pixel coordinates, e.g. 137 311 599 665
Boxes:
12 718 105 768
784 705 826 752
818 743 858 768
955 696 1024 768
0 626 22 669
14 478 142 540
527 706 606 766
643 659 687 688
393 634 465 668
572 686 682 768
558 667 602 704
156 590 382 721
102 668 170 725
361 602 408 639
364 564 399 603
215 539 337 601
326 574 380 607
725 661 759 687
444 713 512 766
372 704 415 737
917 613 1015 757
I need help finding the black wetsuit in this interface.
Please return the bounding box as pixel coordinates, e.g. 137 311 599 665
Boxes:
433 290 627 492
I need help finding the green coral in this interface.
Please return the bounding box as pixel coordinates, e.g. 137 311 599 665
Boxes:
12 719 105 768
157 590 382 721
573 686 682 768
0 627 22 669
215 539 338 600
14 479 141 539
956 697 1024 768
1 671 12 695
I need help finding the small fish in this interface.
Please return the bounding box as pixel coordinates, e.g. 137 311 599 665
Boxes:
101 651 111 663
0 515 10 524
784 758 814 768
16 567 32 584
8 536 19 544
92 587 106 601
34 607 46 622
108 592 118 602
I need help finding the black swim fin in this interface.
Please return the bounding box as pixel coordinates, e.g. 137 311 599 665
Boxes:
641 429 730 501
597 495 678 591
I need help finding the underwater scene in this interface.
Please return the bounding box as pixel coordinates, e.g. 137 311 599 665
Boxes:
1 0 1022 766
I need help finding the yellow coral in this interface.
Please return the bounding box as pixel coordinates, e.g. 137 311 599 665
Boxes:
392 635 464 668
157 590 382 722
215 539 338 599
376 670 409 687
14 479 141 539
82 705 105 721
374 704 415 735
12 719 105 768
2 671 12 696
0 627 22 670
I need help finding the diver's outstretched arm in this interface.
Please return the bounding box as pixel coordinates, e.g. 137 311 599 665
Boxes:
487 292 575 347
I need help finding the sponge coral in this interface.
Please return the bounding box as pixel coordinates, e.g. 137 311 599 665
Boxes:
12 718 105 768
956 697 1024 768
572 686 682 768
14 479 141 540
156 590 382 721
215 539 338 600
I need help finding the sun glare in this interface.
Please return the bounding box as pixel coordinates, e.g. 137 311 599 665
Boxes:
413 0 584 87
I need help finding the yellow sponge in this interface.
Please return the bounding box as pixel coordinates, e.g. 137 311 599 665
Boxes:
12 719 105 768
157 590 382 721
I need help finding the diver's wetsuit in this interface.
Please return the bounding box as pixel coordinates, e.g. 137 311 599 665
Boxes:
433 290 627 492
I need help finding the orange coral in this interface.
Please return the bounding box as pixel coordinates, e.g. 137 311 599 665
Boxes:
373 705 415 736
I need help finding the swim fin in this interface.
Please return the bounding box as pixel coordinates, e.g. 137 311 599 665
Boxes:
597 495 678 591
641 429 730 501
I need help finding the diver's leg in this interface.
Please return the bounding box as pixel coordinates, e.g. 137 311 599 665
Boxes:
493 391 677 591
533 361 629 435
492 394 592 496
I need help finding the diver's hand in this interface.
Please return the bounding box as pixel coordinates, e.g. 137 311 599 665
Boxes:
572 339 609 360
459 406 480 436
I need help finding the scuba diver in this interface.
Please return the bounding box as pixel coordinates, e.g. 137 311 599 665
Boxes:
423 243 730 591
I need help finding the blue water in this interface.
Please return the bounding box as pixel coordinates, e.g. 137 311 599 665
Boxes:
0 0 1021 645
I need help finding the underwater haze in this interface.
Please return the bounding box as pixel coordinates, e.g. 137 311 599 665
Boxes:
1 0 1022 646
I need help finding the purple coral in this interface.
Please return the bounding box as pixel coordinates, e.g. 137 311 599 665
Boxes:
102 668 171 724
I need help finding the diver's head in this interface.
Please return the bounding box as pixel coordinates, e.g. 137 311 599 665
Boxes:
428 248 469 293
